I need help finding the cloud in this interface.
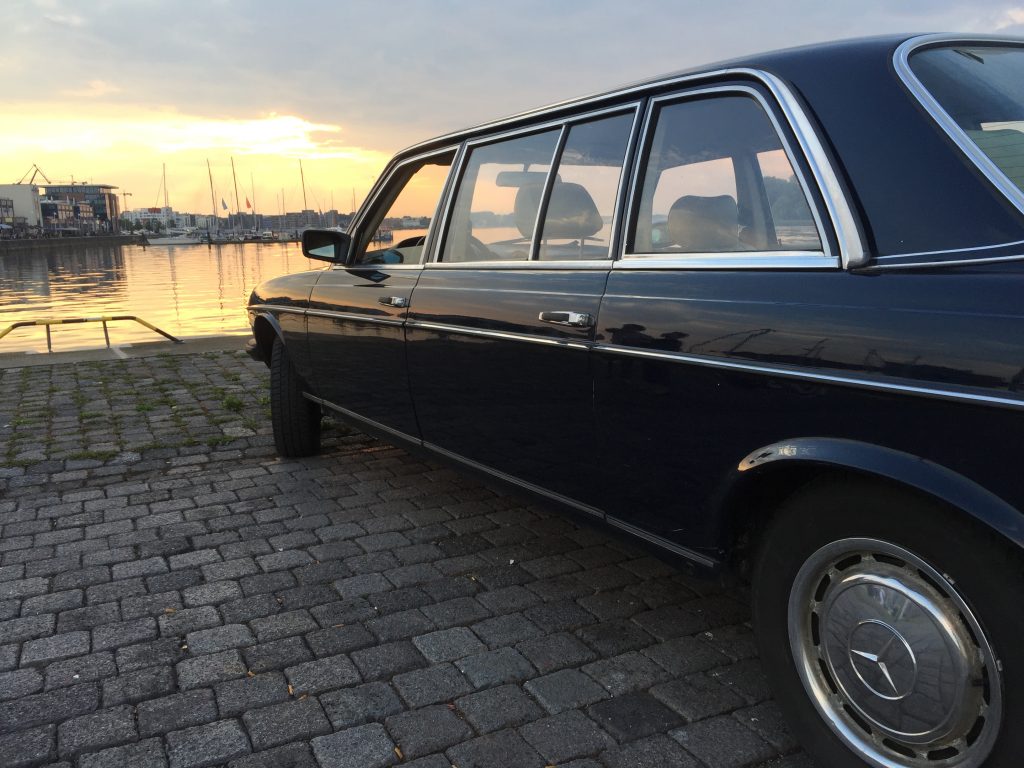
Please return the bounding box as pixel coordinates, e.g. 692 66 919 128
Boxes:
995 7 1024 27
63 80 121 98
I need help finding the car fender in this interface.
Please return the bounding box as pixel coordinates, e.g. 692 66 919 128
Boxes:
721 436 1024 552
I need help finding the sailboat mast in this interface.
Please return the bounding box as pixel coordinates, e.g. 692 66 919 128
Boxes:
250 171 257 230
206 159 217 234
230 157 241 231
162 163 169 210
299 160 309 229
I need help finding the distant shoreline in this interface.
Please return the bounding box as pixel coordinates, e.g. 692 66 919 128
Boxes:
0 234 145 254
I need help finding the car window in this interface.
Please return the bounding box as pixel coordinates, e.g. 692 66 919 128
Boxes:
352 151 455 266
440 130 559 263
537 113 634 261
629 93 822 256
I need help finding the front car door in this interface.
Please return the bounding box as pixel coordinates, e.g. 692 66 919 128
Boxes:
406 108 639 507
306 149 455 437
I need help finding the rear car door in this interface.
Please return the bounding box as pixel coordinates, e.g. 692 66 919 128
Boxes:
306 149 455 437
406 109 639 505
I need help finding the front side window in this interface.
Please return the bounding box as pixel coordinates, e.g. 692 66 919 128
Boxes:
352 151 454 266
629 93 821 256
910 45 1024 194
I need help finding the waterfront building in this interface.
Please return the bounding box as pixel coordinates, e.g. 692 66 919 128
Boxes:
40 198 76 233
0 184 43 228
42 184 120 231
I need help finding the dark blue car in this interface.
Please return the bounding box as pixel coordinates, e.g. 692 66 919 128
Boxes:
249 34 1024 767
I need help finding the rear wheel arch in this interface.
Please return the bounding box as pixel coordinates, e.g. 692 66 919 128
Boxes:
252 314 282 368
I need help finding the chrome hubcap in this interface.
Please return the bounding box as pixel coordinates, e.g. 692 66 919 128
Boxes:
789 539 1001 767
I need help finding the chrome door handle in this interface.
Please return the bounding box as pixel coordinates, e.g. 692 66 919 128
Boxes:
538 310 594 328
379 296 409 308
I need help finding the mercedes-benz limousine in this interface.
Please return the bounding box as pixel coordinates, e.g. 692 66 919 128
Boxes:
248 35 1024 767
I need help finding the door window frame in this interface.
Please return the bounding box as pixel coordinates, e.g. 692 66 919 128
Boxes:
619 84 839 270
426 102 643 270
346 145 460 270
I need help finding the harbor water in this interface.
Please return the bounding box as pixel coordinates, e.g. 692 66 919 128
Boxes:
0 242 320 354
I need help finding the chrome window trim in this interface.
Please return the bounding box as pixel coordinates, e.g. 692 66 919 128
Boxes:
432 102 643 268
350 144 461 267
399 67 863 268
894 34 1024 220
623 84 838 268
874 235 1024 261
594 343 1024 411
614 252 834 271
425 259 612 270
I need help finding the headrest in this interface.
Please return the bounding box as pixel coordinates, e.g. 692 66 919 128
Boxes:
514 181 603 240
667 195 738 251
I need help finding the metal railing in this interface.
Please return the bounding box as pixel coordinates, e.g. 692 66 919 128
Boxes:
0 316 182 352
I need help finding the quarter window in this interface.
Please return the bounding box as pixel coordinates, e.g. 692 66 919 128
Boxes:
629 93 822 256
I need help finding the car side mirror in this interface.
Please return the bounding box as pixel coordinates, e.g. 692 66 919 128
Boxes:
302 229 351 263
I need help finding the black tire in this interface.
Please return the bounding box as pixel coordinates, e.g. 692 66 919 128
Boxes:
270 335 321 457
752 478 1024 768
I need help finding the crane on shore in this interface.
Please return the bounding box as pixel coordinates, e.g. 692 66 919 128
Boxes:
15 165 80 186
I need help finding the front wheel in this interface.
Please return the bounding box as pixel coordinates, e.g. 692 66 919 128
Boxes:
753 480 1021 767
270 336 321 457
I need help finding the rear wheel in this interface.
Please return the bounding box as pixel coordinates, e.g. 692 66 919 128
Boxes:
270 336 321 457
753 479 1021 767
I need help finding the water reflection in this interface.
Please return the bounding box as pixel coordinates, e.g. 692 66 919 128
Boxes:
0 242 320 353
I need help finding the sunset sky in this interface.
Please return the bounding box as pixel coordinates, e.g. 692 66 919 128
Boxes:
4 0 1024 218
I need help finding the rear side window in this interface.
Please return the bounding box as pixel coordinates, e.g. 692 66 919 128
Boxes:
910 45 1024 194
629 93 822 256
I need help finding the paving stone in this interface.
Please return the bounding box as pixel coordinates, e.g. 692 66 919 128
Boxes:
0 724 55 768
284 653 360 695
392 662 472 708
116 637 186 672
587 691 683 743
709 658 773 704
242 697 331 750
320 681 404 729
182 581 243 607
599 733 699 768
93 617 158 651
471 613 542 648
420 596 490 629
227 741 316 768
0 612 56 643
0 683 100 733
56 705 136 757
310 723 397 768
455 684 542 733
455 647 535 689
159 606 222 637
215 671 290 717
582 651 672 696
412 627 485 663
138 689 219 737
0 667 44 700
57 603 119 633
111 556 168 580
122 591 183 620
525 668 608 714
669 714 776 768
733 701 799 753
366 608 434 642
256 550 312 572
641 634 731 676
385 704 474 760
351 640 427 681
219 594 279 624
176 649 248 689
516 631 596 674
166 719 252 768
310 598 375 626
45 652 116 690
79 737 169 768
518 709 615 763
243 637 313 673
651 674 747 722
22 590 83 616
633 605 709 640
186 624 255 654
102 665 176 706
446 728 545 768
250 610 317 642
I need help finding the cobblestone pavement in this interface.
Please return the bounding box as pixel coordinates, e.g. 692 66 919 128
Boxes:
0 350 816 768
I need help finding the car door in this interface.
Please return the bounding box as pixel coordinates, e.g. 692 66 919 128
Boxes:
593 86 837 550
306 149 455 437
406 109 638 507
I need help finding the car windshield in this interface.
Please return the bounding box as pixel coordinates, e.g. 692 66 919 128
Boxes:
911 44 1024 194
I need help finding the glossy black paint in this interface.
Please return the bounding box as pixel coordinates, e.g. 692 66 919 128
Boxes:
249 34 1024 571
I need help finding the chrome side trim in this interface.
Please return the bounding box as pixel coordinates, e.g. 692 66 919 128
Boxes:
604 516 718 569
594 343 1024 411
865 252 1024 271
875 236 1024 261
250 304 305 316
406 320 591 350
306 308 404 327
894 34 1024 219
615 252 834 270
306 394 416 443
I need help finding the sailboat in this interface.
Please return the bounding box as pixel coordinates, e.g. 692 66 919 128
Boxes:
146 164 203 245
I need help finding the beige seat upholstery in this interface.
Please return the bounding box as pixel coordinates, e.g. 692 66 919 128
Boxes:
667 194 740 251
514 181 603 240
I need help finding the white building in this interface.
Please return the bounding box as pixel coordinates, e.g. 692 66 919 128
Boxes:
0 184 43 227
